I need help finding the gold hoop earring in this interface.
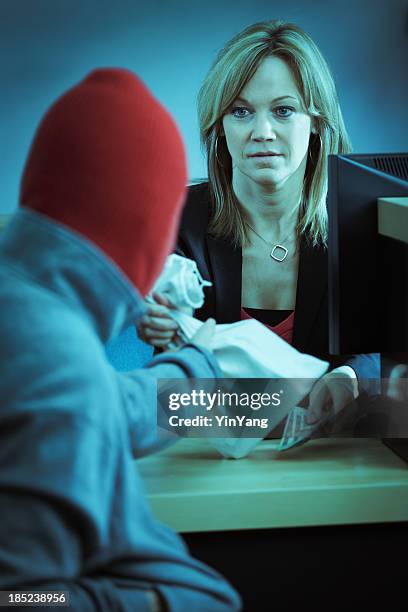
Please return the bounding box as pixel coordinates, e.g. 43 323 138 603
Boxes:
215 135 223 166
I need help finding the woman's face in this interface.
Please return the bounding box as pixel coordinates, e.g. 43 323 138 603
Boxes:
222 56 313 190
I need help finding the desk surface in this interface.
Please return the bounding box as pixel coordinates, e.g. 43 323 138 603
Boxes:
137 438 408 533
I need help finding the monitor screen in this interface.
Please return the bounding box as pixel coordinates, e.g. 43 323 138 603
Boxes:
328 153 408 355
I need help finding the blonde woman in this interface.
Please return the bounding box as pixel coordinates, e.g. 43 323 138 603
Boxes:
139 21 379 424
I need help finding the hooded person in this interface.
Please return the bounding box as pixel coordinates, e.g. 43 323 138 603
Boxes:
0 69 241 611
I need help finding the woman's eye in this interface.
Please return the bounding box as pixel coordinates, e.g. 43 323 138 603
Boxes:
275 106 295 118
231 106 251 118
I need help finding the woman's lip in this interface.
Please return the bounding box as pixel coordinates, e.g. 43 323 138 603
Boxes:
248 152 282 157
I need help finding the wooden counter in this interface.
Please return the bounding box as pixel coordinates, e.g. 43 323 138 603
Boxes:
137 437 408 533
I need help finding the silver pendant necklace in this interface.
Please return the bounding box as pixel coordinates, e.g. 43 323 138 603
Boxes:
245 222 294 262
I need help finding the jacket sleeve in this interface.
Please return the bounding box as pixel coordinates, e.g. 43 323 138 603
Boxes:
0 497 157 611
0 408 160 611
0 365 240 612
0 419 240 612
341 352 381 396
118 343 221 458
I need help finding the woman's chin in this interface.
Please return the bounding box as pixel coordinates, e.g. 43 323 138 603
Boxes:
251 168 285 188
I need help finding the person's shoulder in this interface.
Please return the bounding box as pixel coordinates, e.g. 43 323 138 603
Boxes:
179 181 211 235
186 180 210 199
0 271 107 380
184 181 211 211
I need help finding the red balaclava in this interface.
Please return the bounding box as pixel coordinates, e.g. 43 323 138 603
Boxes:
20 69 187 296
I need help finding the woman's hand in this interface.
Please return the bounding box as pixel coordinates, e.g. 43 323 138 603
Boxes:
137 292 180 348
386 364 408 401
306 366 359 426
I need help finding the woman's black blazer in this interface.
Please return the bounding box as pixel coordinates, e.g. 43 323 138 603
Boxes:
176 182 380 392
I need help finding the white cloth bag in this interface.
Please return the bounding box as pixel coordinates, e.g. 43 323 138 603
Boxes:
149 253 211 312
172 311 327 380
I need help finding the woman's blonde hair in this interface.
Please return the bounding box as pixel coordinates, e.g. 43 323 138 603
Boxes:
197 20 352 247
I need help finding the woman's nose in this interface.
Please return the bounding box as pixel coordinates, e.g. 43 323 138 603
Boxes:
251 115 277 141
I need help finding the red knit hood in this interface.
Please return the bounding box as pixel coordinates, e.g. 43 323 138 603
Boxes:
20 69 187 296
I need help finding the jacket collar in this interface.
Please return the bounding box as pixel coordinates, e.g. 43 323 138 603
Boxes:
206 233 242 324
0 209 145 343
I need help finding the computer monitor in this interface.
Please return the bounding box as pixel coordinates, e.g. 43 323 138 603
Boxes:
328 153 408 355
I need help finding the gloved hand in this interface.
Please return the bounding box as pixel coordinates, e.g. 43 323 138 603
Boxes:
306 366 359 426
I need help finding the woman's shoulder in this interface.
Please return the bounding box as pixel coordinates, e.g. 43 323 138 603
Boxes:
185 181 211 207
179 181 211 234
